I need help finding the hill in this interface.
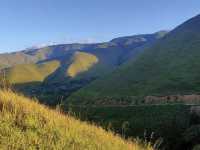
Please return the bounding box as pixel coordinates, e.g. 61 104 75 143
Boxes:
0 31 167 105
5 60 60 84
67 14 200 105
0 90 152 150
0 52 38 69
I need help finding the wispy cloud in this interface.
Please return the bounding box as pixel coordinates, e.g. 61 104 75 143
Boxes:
26 37 99 50
63 37 98 44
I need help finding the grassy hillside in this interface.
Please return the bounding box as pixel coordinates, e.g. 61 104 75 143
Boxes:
5 60 60 84
67 51 98 77
0 90 152 150
67 14 200 105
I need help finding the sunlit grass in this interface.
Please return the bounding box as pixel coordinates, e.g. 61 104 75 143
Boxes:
6 60 60 84
67 51 98 77
0 90 153 150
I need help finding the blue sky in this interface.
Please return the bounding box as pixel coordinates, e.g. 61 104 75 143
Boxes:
0 0 200 53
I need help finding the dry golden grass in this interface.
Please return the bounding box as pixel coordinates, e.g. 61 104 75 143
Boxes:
0 90 153 150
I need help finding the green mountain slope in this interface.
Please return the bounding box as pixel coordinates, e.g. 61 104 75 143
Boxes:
67 14 200 105
0 90 152 150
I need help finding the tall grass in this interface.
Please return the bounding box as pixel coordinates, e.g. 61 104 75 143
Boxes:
0 90 153 150
0 70 12 90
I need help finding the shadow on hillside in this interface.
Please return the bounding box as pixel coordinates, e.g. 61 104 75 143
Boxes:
12 75 98 106
13 81 61 106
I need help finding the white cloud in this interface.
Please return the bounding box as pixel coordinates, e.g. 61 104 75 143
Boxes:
26 37 99 50
63 37 98 44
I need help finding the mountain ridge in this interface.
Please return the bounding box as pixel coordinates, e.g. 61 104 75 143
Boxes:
0 31 168 105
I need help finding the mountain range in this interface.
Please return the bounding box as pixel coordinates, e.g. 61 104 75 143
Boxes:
0 31 168 105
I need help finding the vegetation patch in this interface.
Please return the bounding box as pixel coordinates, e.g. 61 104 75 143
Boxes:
67 104 200 150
